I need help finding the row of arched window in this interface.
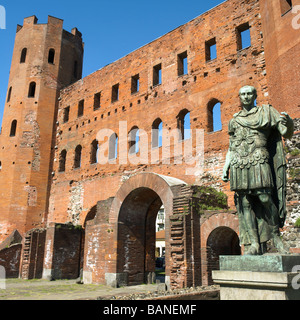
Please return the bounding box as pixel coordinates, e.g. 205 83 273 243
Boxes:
7 82 36 103
58 105 221 172
7 100 221 142
59 134 118 172
20 47 55 64
19 47 79 79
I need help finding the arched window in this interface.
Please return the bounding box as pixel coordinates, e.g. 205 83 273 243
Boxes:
177 109 191 141
59 150 67 172
48 48 55 64
152 118 163 148
129 126 139 154
7 87 12 103
207 99 222 132
28 82 36 98
0 161 2 171
74 145 82 169
90 139 98 164
20 48 27 63
109 133 118 161
10 120 17 137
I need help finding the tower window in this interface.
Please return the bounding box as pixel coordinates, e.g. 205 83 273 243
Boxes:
48 49 55 64
153 64 162 86
7 87 12 103
131 74 140 94
129 127 139 154
93 92 101 110
236 23 251 51
74 145 82 169
78 100 84 117
90 139 98 164
108 134 118 161
152 118 163 148
28 82 36 98
177 51 188 76
20 48 27 63
177 109 191 141
10 120 17 137
205 38 217 61
59 150 67 172
280 0 293 15
112 84 119 103
63 106 70 123
207 99 222 132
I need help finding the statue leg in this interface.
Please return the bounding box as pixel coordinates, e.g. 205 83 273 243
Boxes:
257 194 289 254
241 194 260 255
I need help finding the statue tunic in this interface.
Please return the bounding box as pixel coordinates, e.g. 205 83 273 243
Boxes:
229 105 285 194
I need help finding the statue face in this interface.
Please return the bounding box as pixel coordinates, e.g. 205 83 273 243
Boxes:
239 86 256 107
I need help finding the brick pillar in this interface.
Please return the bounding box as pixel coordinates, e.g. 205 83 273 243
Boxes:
43 223 82 280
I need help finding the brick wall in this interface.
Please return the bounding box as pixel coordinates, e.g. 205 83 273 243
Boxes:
49 0 268 228
43 223 82 280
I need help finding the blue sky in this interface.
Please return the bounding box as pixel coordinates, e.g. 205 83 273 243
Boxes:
0 0 224 127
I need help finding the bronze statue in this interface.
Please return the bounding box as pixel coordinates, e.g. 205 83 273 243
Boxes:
222 86 294 255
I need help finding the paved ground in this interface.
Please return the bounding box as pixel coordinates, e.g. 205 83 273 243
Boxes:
0 278 162 300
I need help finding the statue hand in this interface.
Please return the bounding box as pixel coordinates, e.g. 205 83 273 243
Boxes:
222 170 230 182
279 112 294 139
280 112 293 127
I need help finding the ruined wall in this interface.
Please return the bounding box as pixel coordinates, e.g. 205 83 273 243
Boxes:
283 118 300 252
49 0 269 228
42 223 82 280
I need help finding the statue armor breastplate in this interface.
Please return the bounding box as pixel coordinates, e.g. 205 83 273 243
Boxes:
230 123 270 170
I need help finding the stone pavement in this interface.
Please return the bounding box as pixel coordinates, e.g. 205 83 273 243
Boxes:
0 279 163 300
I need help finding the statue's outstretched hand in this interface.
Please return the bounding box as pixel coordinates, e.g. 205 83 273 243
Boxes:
280 112 292 127
279 112 294 139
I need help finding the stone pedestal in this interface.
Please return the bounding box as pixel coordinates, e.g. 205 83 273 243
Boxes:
212 255 300 300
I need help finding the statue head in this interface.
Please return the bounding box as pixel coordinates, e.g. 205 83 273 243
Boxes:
239 85 257 109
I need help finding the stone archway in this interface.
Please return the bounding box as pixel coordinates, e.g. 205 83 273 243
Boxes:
200 212 240 286
206 226 241 285
108 173 186 288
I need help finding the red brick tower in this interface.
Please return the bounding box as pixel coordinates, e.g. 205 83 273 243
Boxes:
0 16 84 242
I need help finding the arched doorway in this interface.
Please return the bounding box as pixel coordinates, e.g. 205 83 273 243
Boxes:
206 226 241 285
117 187 163 285
109 173 186 288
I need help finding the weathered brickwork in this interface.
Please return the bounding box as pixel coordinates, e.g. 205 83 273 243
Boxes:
0 16 84 242
0 0 299 289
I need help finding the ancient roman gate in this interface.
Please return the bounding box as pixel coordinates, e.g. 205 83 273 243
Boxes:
81 173 239 289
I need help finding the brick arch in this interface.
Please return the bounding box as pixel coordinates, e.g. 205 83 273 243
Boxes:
109 173 186 225
200 212 240 285
200 212 239 247
109 172 186 286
